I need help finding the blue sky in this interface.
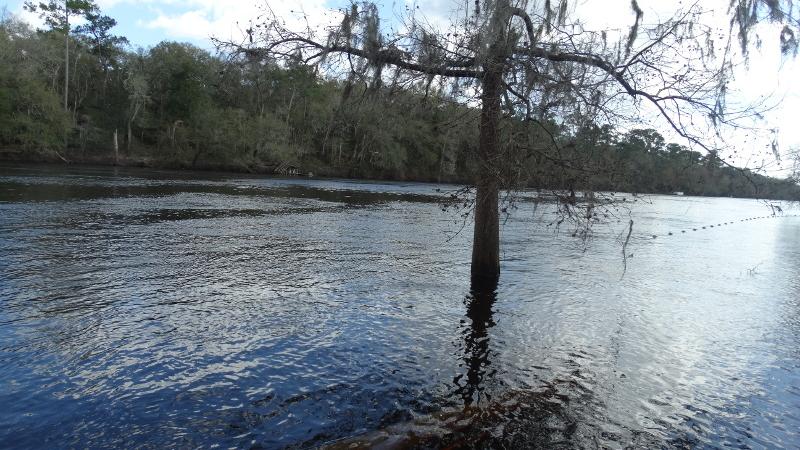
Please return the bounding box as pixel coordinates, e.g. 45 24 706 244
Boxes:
7 0 197 48
5 0 357 49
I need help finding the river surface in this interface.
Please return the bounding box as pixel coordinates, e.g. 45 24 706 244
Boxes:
0 164 799 449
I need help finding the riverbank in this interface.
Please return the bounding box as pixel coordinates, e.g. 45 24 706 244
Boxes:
0 147 470 184
3 148 800 201
0 147 287 176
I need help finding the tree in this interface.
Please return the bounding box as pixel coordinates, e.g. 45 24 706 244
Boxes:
145 42 216 151
75 10 128 94
219 0 800 281
23 0 98 111
123 51 148 151
0 13 69 151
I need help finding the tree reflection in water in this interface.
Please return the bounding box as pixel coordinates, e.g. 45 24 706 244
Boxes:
453 277 498 407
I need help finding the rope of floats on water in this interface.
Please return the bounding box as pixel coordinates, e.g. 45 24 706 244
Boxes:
647 213 800 240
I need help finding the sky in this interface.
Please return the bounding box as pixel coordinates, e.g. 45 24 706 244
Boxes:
4 0 799 175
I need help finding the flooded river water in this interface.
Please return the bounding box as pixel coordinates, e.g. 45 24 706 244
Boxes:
0 164 798 448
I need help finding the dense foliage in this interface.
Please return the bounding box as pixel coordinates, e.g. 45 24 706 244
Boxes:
0 7 797 200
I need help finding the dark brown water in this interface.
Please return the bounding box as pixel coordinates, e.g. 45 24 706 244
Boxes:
1 164 799 448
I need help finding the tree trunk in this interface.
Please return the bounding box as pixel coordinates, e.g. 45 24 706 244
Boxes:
113 129 119 165
64 5 69 112
471 66 502 281
127 101 141 152
63 4 70 149
286 88 295 125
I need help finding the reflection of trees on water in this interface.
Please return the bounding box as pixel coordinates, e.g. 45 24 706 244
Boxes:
453 277 498 407
319 277 671 449
444 278 652 448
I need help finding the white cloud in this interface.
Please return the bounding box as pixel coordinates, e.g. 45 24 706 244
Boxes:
403 0 468 32
147 9 216 40
10 1 45 29
136 0 337 45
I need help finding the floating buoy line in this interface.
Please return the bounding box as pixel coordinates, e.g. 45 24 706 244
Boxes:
647 213 800 240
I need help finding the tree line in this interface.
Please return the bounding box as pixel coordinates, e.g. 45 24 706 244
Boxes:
1 3 798 201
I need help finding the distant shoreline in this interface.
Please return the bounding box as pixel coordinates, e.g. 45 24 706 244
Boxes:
2 150 797 203
0 147 467 185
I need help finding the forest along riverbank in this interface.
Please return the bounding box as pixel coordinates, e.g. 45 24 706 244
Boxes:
3 8 800 200
2 150 799 203
1 165 799 448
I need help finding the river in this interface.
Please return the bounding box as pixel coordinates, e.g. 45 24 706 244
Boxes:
0 164 798 448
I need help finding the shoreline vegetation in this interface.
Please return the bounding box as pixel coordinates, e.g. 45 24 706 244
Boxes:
2 8 799 200
0 157 793 207
2 140 799 201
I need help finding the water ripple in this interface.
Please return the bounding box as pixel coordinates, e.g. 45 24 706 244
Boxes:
0 165 799 448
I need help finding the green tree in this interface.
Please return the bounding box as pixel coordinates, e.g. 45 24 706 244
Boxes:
144 42 215 151
0 15 69 150
24 0 99 111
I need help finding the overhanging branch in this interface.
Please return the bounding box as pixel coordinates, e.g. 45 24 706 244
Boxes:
239 36 483 79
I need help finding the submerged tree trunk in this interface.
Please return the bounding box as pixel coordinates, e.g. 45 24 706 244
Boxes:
471 66 502 281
